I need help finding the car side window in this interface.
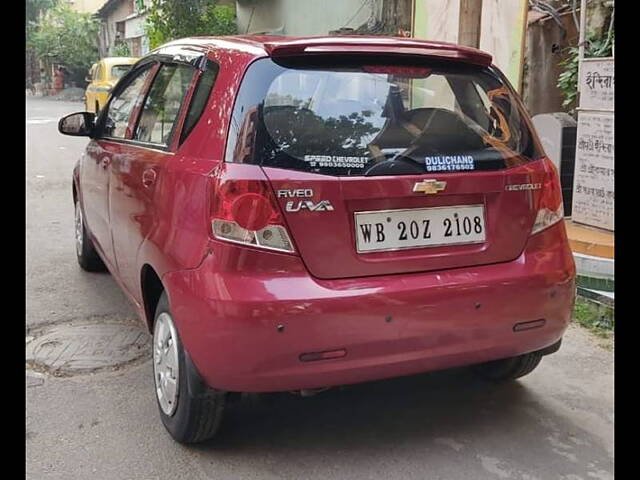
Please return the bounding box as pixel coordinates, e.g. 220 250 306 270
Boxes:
179 61 219 145
102 66 152 139
133 63 195 146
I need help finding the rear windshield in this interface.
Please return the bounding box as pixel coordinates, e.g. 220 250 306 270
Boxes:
111 64 132 80
225 57 542 176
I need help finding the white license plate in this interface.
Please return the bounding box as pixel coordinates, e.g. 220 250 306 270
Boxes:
355 205 486 253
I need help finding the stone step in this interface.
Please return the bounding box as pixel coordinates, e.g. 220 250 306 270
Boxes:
565 219 614 259
564 219 614 293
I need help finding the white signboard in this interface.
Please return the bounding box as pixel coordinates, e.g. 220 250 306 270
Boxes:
571 112 614 230
579 58 614 111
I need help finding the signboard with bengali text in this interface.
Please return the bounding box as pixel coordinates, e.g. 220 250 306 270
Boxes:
579 58 614 111
571 112 614 230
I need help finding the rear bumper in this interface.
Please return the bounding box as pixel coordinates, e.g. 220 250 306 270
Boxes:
164 223 575 393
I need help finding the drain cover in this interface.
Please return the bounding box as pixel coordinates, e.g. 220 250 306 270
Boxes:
26 320 151 376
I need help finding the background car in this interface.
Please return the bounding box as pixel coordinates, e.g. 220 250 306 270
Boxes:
84 57 138 113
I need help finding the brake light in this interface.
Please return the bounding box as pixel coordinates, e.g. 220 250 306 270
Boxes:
531 159 564 235
210 174 295 253
362 65 432 77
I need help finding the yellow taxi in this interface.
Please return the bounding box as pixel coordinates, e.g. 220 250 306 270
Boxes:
84 57 138 113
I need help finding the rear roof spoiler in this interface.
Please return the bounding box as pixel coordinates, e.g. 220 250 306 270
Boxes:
262 37 492 67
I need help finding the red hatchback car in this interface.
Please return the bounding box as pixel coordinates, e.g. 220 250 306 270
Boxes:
59 36 576 443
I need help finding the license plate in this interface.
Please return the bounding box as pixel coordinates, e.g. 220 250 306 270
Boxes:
355 205 486 253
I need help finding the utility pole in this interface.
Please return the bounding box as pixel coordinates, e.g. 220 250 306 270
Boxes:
458 0 483 48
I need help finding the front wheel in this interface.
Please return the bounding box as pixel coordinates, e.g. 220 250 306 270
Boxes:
153 292 227 444
473 351 543 382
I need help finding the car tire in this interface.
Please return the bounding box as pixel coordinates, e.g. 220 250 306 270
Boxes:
74 200 107 272
153 291 227 444
473 351 543 382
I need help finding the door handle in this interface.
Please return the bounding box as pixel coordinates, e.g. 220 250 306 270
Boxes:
142 168 157 188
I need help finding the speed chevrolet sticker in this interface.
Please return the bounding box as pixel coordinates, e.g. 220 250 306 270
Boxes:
304 155 368 169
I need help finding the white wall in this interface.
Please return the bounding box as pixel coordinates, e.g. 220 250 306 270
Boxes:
236 0 377 36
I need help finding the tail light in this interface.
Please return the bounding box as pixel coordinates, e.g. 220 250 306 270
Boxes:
531 158 564 235
210 170 295 253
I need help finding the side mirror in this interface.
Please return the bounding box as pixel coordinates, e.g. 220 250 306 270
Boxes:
85 76 92 83
58 112 95 137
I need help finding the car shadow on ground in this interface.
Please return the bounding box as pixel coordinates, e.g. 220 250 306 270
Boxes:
192 366 550 453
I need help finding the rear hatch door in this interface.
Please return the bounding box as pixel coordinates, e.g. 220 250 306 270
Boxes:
226 51 546 279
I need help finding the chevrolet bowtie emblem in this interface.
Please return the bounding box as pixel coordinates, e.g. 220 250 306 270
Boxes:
413 179 447 194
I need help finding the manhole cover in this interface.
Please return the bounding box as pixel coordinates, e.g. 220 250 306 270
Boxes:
26 320 151 376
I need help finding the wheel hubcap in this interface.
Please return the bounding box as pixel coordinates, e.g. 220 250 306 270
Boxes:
153 312 180 416
74 203 83 257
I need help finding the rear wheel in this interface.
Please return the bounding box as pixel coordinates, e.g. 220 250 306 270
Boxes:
474 352 543 382
75 200 106 272
153 292 227 444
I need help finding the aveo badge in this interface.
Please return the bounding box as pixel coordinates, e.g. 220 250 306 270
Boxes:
285 200 334 212
277 189 334 213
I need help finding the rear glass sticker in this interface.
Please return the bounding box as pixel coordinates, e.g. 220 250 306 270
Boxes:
424 155 475 172
304 155 369 169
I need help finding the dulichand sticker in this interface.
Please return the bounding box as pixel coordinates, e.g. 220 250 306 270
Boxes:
424 155 475 172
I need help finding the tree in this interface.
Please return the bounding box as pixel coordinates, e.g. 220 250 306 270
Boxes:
111 41 132 57
28 4 99 86
26 0 58 26
145 0 236 50
26 0 58 86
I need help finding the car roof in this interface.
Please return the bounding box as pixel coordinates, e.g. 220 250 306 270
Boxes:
150 35 492 67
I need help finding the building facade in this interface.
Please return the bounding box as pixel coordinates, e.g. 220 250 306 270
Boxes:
235 0 380 36
96 0 150 58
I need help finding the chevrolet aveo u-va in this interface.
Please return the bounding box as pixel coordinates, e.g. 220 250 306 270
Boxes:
59 36 576 444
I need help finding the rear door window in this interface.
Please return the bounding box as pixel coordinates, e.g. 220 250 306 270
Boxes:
226 58 542 176
179 61 219 145
133 63 195 146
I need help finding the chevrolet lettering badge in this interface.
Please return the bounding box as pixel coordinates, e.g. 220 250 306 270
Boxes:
413 179 447 194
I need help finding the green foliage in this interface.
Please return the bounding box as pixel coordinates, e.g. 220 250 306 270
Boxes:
145 0 237 50
28 4 99 77
557 31 614 111
110 42 131 57
26 0 58 46
573 298 614 339
26 0 58 24
557 46 579 108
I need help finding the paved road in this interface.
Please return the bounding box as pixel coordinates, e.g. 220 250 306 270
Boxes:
26 97 613 480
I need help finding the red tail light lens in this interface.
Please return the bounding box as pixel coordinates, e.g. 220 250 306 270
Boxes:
211 177 295 253
230 192 274 231
531 159 564 235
